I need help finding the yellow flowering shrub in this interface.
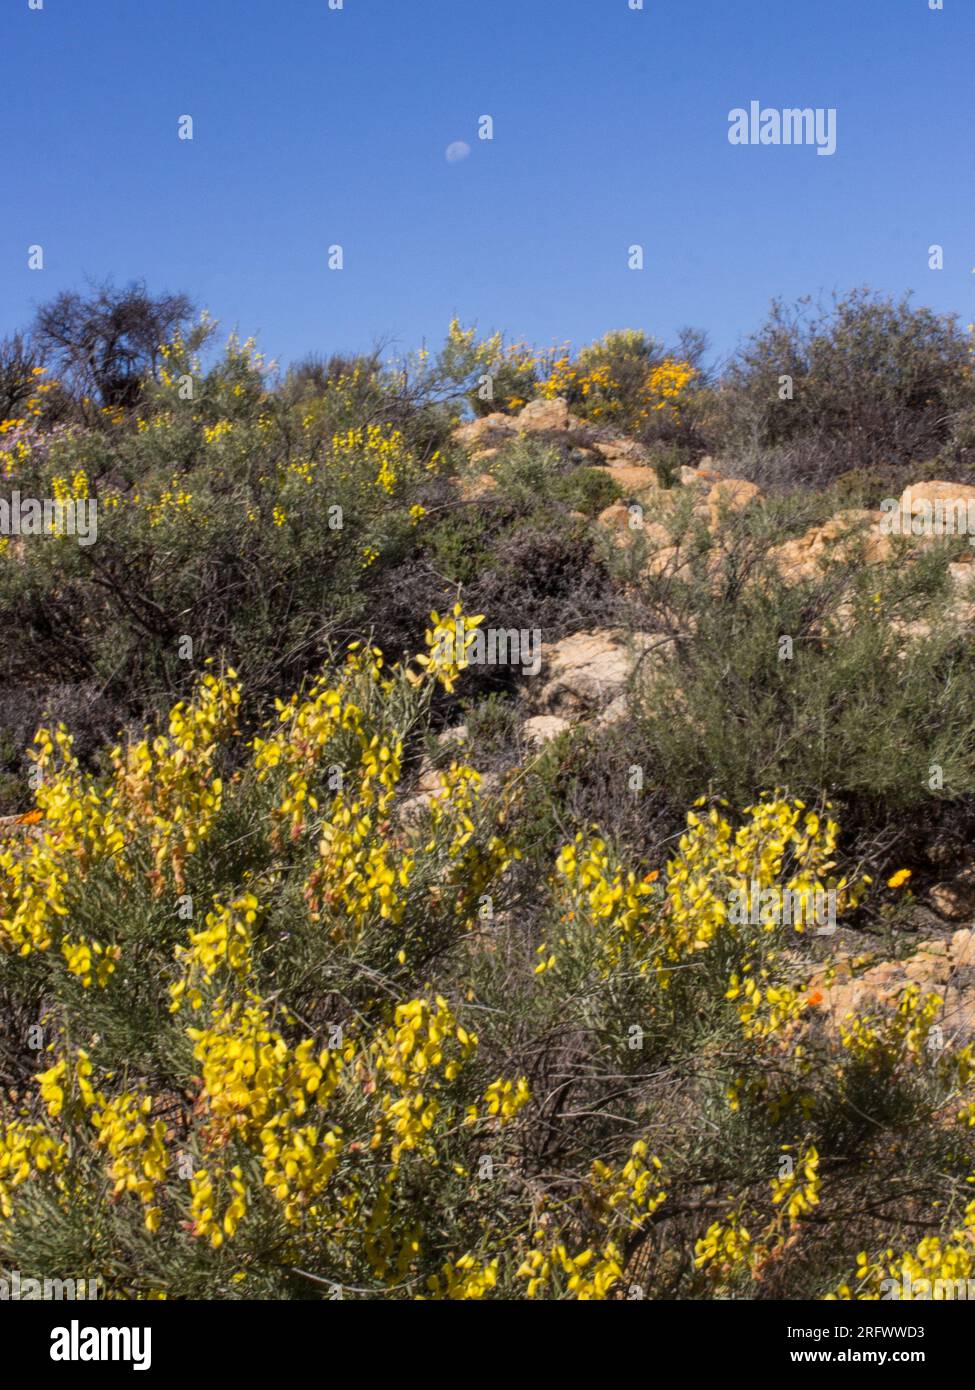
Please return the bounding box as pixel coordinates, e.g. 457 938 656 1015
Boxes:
533 331 698 430
0 608 543 1297
0 570 968 1299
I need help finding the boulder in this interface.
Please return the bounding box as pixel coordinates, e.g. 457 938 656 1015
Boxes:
928 864 975 923
679 460 723 488
597 502 636 536
597 502 671 551
521 714 572 748
593 438 653 466
811 929 975 1044
452 398 647 463
706 478 761 529
532 628 662 717
599 463 660 501
897 480 975 526
679 465 709 488
452 413 514 453
515 397 576 433
770 509 890 581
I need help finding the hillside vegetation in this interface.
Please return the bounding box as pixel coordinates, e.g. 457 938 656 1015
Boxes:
1 286 975 1299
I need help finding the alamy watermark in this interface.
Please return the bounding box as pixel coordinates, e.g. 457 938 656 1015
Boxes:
882 1270 975 1300
728 102 837 157
728 882 837 935
880 494 975 539
0 492 97 546
50 1319 151 1371
0 1268 99 1300
434 622 542 677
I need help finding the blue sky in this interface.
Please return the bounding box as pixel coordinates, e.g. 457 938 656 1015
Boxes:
3 0 973 370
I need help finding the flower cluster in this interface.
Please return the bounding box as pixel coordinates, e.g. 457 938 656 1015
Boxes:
110 669 240 895
327 424 415 496
517 1235 624 1300
832 1196 975 1300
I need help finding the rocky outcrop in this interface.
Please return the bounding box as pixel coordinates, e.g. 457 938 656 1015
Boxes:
598 463 660 501
770 482 975 583
898 480 975 523
451 414 515 455
706 478 761 528
592 438 654 466
811 929 975 1044
769 509 892 581
529 628 669 718
597 502 671 550
453 397 663 474
679 459 724 488
521 714 572 748
928 863 975 923
452 397 592 456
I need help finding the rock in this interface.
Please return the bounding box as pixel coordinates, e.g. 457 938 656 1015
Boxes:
640 527 726 581
437 724 469 749
400 767 499 828
452 400 664 482
416 726 469 794
599 464 660 501
452 413 514 453
532 629 662 717
515 397 575 433
0 811 43 839
929 865 975 923
637 519 674 549
949 559 975 594
816 508 882 543
597 695 630 727
897 480 975 529
641 544 693 580
398 790 434 824
593 438 653 466
679 465 710 488
521 714 572 747
451 397 600 456
811 929 975 1044
679 460 723 488
706 478 761 529
569 446 601 466
597 502 636 535
770 509 890 581
596 503 672 556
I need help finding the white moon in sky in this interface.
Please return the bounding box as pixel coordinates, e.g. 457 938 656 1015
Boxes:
445 141 471 164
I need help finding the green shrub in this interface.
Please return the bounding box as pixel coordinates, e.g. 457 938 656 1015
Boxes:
717 290 975 488
629 519 975 879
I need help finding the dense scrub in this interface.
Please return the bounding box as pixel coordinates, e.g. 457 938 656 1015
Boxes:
1 289 975 1299
2 619 974 1300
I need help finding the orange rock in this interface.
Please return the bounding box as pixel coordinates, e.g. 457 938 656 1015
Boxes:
706 478 761 529
599 464 660 500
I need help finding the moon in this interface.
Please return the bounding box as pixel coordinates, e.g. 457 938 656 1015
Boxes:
445 140 471 164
